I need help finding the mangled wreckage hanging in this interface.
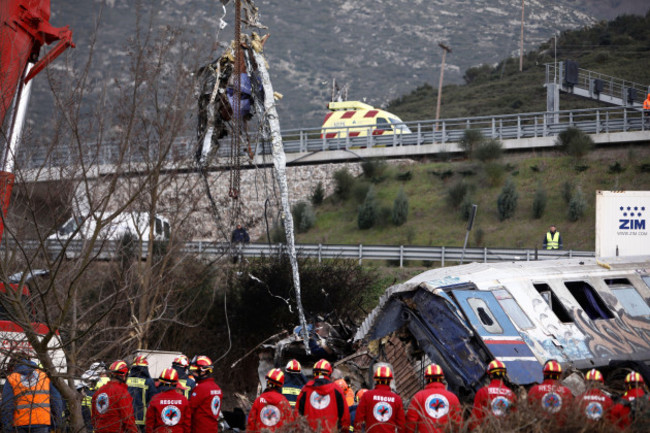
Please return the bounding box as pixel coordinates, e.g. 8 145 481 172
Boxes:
349 256 650 402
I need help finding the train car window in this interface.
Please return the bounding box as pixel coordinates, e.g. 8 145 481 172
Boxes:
493 289 534 329
564 281 614 320
605 278 650 317
376 117 391 131
467 298 503 334
533 283 574 323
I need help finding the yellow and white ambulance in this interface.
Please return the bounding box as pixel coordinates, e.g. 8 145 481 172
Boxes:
320 101 411 139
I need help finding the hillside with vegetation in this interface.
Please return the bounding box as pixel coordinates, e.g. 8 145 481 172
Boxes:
290 14 650 253
387 12 650 121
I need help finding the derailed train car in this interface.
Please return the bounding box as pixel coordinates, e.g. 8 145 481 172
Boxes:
353 255 650 400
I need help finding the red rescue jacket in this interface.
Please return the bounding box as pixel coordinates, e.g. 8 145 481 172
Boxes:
189 378 222 433
246 388 294 433
469 379 516 429
577 388 614 423
527 379 573 424
405 382 462 433
353 384 405 433
297 378 350 433
610 388 645 429
91 380 138 433
146 387 191 433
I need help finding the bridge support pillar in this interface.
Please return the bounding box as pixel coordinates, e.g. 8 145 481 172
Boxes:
546 83 560 125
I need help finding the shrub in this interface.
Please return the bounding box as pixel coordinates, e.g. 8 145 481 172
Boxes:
556 127 594 158
357 187 378 229
396 170 412 181
484 162 505 187
352 181 371 204
270 220 286 243
311 181 325 206
460 129 484 157
568 186 587 221
447 181 470 208
392 188 409 226
361 159 387 180
497 178 518 221
561 180 574 204
291 201 315 233
474 138 503 162
532 183 547 219
333 168 355 200
460 195 474 221
608 161 625 174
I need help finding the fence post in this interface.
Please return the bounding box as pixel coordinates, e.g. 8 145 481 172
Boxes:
569 249 573 258
484 247 487 263
399 245 404 268
526 250 530 261
359 244 363 265
441 246 445 267
318 243 322 263
517 116 521 139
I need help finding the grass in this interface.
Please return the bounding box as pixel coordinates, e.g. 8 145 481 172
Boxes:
296 146 650 251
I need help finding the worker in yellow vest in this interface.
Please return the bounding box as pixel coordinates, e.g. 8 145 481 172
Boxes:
543 225 563 250
1 356 63 433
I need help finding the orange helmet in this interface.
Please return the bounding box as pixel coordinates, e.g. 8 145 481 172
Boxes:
109 360 129 376
172 355 189 368
424 364 444 380
159 368 179 385
313 359 333 378
585 369 604 383
133 355 149 367
374 365 394 382
355 388 368 403
286 359 301 373
543 360 562 376
487 360 507 376
266 368 285 387
625 372 644 387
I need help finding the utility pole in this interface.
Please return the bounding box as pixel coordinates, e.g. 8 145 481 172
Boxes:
519 0 525 72
435 43 451 124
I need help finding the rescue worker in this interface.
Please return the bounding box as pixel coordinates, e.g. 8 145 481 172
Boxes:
610 371 648 429
542 225 563 250
527 360 573 423
188 355 222 433
146 368 191 433
349 388 368 431
91 360 138 433
354 365 405 433
577 368 614 423
281 359 307 407
171 355 196 399
469 360 516 429
127 355 158 433
334 378 355 407
296 359 351 433
1 356 63 433
644 93 650 124
246 368 294 433
405 364 462 433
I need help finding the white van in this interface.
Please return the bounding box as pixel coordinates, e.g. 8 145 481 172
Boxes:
48 212 170 259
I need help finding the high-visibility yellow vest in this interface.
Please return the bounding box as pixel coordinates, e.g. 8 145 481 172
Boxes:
7 369 52 426
546 232 560 249
127 377 148 425
178 379 191 399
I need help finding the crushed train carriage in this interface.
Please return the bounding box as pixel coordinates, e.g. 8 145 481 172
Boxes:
352 255 650 401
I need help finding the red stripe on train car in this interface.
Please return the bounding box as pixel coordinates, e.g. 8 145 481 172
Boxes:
341 111 356 119
349 132 360 137
364 110 378 118
323 113 333 122
372 130 385 135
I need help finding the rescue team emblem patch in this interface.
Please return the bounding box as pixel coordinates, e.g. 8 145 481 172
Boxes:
162 405 182 426
584 402 604 420
541 392 563 413
211 396 221 416
490 396 511 417
425 394 450 419
373 401 393 422
260 404 281 426
96 393 110 414
309 392 331 409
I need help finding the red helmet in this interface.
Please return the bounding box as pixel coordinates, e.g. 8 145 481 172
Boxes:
172 355 189 368
109 360 129 376
133 355 149 367
195 355 213 373
487 360 507 376
313 359 333 378
374 365 394 382
585 369 604 382
159 368 179 385
625 372 644 386
355 388 368 403
286 359 301 373
543 360 562 376
424 364 444 379
266 368 285 387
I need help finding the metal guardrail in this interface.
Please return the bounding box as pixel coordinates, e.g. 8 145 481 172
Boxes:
15 239 594 266
15 106 650 169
